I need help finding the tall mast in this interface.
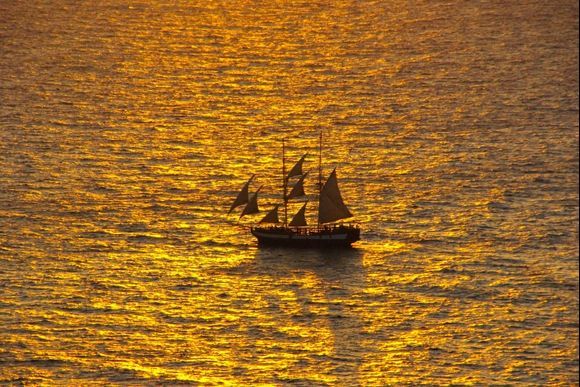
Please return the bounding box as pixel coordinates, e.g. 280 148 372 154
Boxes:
282 138 288 227
317 131 322 229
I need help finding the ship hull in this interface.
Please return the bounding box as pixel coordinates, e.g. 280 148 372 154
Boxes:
251 226 360 248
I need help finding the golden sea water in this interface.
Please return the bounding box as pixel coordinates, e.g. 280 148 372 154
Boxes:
0 0 578 385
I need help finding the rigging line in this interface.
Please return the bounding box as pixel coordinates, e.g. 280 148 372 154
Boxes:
282 138 288 227
318 131 322 229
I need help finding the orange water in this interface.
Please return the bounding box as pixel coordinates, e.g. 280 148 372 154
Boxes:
0 1 578 384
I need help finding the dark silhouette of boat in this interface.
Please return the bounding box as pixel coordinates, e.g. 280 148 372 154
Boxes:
229 133 360 248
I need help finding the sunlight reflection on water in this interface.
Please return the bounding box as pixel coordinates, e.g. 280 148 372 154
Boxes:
0 0 578 384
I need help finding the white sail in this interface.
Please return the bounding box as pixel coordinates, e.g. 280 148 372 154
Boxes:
318 169 353 224
287 154 307 179
240 186 262 218
259 205 280 224
228 175 255 213
286 172 308 200
289 202 308 227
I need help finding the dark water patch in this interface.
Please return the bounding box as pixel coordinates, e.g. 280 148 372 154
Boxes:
533 277 579 292
157 311 197 325
171 282 201 291
485 256 528 269
78 231 116 239
126 234 166 244
199 238 243 249
5 358 74 368
488 200 511 211
86 184 118 194
116 222 150 232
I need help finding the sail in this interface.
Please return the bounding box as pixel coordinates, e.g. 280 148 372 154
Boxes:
289 202 308 227
287 154 307 179
259 205 280 224
228 175 254 213
240 186 262 218
286 172 308 200
318 168 353 224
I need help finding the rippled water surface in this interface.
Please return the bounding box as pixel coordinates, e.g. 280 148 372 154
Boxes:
1 0 578 385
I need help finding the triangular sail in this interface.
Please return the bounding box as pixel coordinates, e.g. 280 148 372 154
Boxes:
286 172 308 200
318 169 353 224
240 186 262 218
289 202 308 227
287 154 307 179
228 175 255 213
259 205 280 224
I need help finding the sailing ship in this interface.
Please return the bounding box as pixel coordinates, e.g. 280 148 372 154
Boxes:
228 133 360 248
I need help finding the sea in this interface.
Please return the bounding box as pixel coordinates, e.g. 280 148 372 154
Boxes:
0 0 578 385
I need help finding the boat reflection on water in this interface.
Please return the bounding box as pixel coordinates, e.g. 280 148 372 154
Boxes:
242 246 367 384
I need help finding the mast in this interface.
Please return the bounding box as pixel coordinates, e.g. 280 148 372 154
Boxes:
282 138 288 227
318 131 322 229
